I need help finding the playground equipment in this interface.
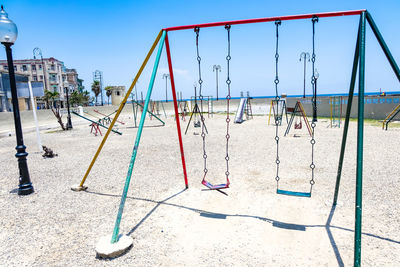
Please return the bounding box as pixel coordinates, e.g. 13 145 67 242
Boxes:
71 10 399 266
149 100 166 118
268 98 288 126
131 100 165 127
190 95 213 118
273 15 318 199
185 83 208 135
329 96 343 127
195 25 232 190
71 111 122 135
178 92 189 121
234 91 253 123
382 103 400 130
93 109 125 125
284 101 312 137
234 98 247 123
83 110 109 126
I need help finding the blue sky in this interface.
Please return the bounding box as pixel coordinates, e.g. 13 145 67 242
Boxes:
2 0 400 101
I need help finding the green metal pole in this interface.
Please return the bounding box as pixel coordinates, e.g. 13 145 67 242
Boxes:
132 100 165 126
110 30 166 243
332 19 361 205
366 11 400 82
354 11 366 267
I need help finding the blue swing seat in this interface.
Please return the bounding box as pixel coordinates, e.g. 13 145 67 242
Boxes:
202 180 229 190
277 189 311 198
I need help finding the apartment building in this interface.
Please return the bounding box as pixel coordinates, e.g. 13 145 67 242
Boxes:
0 57 81 109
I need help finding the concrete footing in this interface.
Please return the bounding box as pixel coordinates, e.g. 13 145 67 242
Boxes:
95 234 133 258
70 184 88 191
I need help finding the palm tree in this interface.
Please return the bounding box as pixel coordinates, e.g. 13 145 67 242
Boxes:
43 89 65 130
70 91 90 107
43 90 60 108
105 86 113 105
91 80 101 105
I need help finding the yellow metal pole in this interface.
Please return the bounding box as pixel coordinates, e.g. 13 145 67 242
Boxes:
268 100 273 125
73 30 163 190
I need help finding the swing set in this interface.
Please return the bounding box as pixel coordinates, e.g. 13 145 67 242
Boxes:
71 10 400 266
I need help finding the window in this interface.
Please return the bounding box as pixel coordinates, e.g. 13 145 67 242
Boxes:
39 64 42 70
3 65 7 70
39 75 43 80
51 65 55 71
31 65 36 71
49 74 57 82
33 75 38 81
14 66 17 71
116 91 120 96
22 65 27 71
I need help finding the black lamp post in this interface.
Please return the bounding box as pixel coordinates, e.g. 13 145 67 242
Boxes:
0 6 34 195
299 52 310 98
213 65 221 101
162 73 169 102
64 81 73 129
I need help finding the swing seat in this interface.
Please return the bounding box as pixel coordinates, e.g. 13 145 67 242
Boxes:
202 180 229 190
194 121 201 128
277 189 311 198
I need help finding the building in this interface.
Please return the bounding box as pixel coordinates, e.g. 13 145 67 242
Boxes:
0 71 44 112
106 86 126 106
0 57 81 109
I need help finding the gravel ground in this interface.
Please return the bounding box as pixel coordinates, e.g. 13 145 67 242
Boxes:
0 110 399 266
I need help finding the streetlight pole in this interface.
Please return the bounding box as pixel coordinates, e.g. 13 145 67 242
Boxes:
299 52 310 98
64 81 73 129
0 6 34 195
33 47 48 94
162 73 170 102
213 65 221 101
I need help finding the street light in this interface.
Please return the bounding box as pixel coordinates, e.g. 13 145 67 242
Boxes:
33 47 48 94
64 81 73 129
0 6 34 195
213 65 221 101
299 52 310 98
162 73 170 102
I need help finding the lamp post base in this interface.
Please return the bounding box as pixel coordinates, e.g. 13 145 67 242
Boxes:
18 182 34 195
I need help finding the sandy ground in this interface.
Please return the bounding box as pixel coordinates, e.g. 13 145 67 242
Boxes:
0 107 399 266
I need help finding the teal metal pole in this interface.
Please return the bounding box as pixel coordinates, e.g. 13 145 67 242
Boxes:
110 30 166 243
333 18 361 205
366 11 400 82
354 12 366 267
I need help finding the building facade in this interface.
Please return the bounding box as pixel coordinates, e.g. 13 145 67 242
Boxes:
0 71 44 112
0 57 80 109
106 86 126 106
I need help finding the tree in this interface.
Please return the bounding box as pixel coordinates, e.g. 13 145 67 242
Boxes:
43 89 65 130
105 86 113 105
70 90 90 107
91 80 101 105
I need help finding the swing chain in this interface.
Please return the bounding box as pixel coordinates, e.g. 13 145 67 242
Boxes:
274 20 281 185
194 26 208 175
309 16 318 188
225 24 231 180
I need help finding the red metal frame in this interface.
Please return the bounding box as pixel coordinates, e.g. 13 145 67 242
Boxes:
164 10 365 32
165 33 189 188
